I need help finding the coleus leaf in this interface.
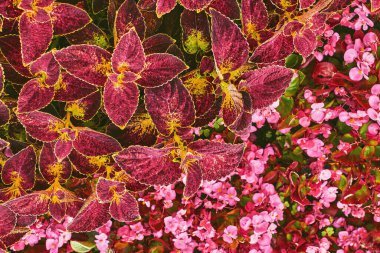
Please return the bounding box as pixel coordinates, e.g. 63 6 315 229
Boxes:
182 155 202 198
0 0 22 18
65 91 101 121
0 205 16 237
188 140 245 180
372 0 380 12
114 0 146 41
17 79 55 113
210 9 249 75
5 191 50 215
112 28 145 74
0 35 32 77
39 142 72 183
65 23 109 48
293 29 317 58
179 0 213 11
114 146 182 186
136 53 188 88
19 0 54 10
0 63 3 94
69 149 105 175
241 0 268 40
73 128 122 156
54 129 75 161
67 195 111 232
49 188 83 222
54 72 98 102
239 65 294 109
229 91 253 134
29 52 60 86
193 96 222 127
17 111 64 142
142 33 176 54
16 215 37 227
50 3 91 36
19 9 53 65
299 0 316 9
221 83 244 126
208 0 240 20
156 0 176 17
0 100 10 126
96 177 126 202
249 33 294 63
53 45 112 86
103 74 139 129
181 10 211 55
2 146 36 190
109 191 140 222
0 228 29 248
145 78 195 136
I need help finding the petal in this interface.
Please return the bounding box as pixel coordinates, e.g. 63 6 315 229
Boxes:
114 146 182 186
103 77 139 129
17 78 55 113
145 78 195 135
50 3 91 35
136 53 188 88
109 192 140 222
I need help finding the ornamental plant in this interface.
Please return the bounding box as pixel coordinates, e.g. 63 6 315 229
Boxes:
1 0 380 252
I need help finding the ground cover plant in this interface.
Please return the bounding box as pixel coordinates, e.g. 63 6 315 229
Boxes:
0 0 380 252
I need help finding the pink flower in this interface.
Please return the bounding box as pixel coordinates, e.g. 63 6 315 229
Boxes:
363 32 379 51
320 187 338 207
252 193 265 206
239 217 251 231
95 233 109 253
344 48 358 63
311 103 326 123
46 239 59 253
371 84 380 95
369 95 380 110
367 108 380 124
319 170 332 181
349 67 365 81
222 225 237 243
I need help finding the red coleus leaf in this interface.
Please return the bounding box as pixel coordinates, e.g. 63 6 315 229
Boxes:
114 0 146 41
210 9 249 75
54 72 98 102
188 140 245 180
69 149 105 175
65 91 101 121
0 100 10 126
0 0 22 18
136 53 188 88
229 91 253 134
299 0 316 9
194 96 222 127
5 191 50 215
67 195 111 232
53 45 112 86
65 23 109 48
0 228 29 248
19 9 53 65
114 146 182 186
109 191 140 222
39 142 72 183
208 0 240 20
179 0 213 11
112 28 145 74
293 28 317 58
54 138 73 162
17 79 55 113
241 0 268 40
0 35 31 77
49 188 83 222
0 64 3 94
103 74 139 129
181 10 211 55
145 78 195 136
19 0 54 10
0 205 16 237
142 34 176 54
2 146 36 190
73 128 122 156
221 83 244 126
16 215 37 227
182 155 202 198
50 3 91 36
239 65 294 109
29 52 60 86
250 33 294 63
372 0 380 11
17 111 64 142
96 177 126 202
156 0 176 17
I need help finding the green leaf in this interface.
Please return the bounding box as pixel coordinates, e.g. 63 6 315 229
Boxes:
277 96 294 117
285 54 302 68
284 71 304 97
70 241 96 253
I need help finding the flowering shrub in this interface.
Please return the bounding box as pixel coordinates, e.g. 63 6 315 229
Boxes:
1 0 380 252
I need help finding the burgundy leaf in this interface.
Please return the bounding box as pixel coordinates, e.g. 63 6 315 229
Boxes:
50 3 91 35
69 149 104 175
65 91 101 121
0 63 4 94
16 215 37 227
208 0 240 20
210 9 249 74
0 35 31 77
0 0 22 18
182 156 202 198
299 0 316 9
221 83 243 126
241 0 268 40
142 33 176 54
181 10 211 54
54 72 98 102
372 0 380 11
0 205 16 237
2 146 36 190
67 196 111 232
53 45 112 86
188 140 245 180
96 177 126 202
17 79 55 113
5 191 50 215
112 28 145 74
19 10 53 65
114 146 182 186
145 78 195 135
0 100 10 126
293 29 317 58
114 0 146 40
179 0 213 10
54 139 73 161
73 128 122 156
29 52 60 86
65 23 109 48
239 65 294 108
156 0 176 17
17 111 64 142
103 75 139 129
136 53 188 88
39 142 72 183
109 192 140 222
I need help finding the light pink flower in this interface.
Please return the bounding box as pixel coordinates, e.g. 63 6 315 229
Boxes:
222 226 237 243
344 48 358 63
95 233 109 253
239 217 251 231
319 170 332 181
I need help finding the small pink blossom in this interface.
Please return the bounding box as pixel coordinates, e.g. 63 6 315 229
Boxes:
222 226 237 243
95 233 109 253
